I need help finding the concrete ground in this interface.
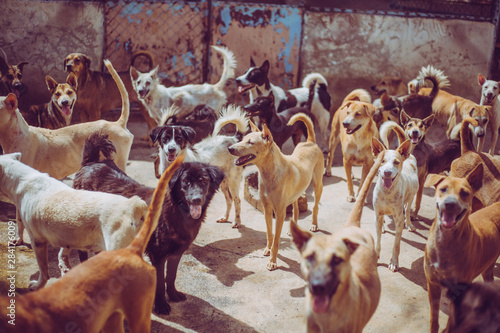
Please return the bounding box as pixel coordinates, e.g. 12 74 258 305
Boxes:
0 111 499 332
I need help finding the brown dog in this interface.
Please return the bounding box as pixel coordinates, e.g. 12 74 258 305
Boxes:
326 89 379 202
0 57 28 99
371 76 407 97
291 150 383 333
424 163 500 333
0 155 183 333
64 51 157 131
21 73 78 129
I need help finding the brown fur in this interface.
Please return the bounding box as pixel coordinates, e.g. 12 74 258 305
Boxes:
371 76 407 96
326 89 379 202
0 155 183 333
424 163 500 333
0 57 28 99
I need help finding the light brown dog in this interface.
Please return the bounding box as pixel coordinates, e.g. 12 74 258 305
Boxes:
229 114 324 271
0 60 133 180
371 76 407 97
326 89 379 202
424 163 500 333
64 51 157 131
291 150 383 333
0 155 183 333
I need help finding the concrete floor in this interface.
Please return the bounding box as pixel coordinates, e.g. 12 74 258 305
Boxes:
0 111 499 332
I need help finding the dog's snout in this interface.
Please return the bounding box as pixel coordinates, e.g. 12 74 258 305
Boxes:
66 65 72 71
443 196 460 212
342 121 349 128
228 146 235 154
167 146 176 153
235 78 241 84
190 197 203 206
383 170 392 178
13 82 22 89
61 100 69 106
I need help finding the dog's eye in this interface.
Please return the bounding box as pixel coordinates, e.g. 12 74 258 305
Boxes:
67 91 73 95
17 74 22 79
331 256 343 266
382 159 386 164
381 81 386 85
394 160 400 165
7 74 14 80
55 92 61 97
306 253 315 264
146 81 150 86
74 59 80 64
439 187 447 194
460 189 469 198
137 80 141 85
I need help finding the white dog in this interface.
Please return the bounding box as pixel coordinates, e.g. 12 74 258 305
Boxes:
130 45 236 124
0 153 148 290
478 73 500 154
372 130 418 272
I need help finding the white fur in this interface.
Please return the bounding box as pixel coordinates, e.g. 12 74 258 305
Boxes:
478 74 500 155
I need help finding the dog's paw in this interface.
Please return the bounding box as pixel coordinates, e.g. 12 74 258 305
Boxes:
382 224 386 234
267 261 278 271
406 223 416 232
154 299 172 315
13 237 23 246
28 280 42 291
324 170 332 177
309 224 319 232
410 214 418 221
167 289 187 302
216 216 229 223
232 221 241 228
263 248 271 256
346 195 356 203
58 266 70 276
388 262 399 272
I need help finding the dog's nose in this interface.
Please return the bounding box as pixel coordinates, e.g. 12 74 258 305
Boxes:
191 197 202 206
443 196 460 212
235 78 241 84
167 147 176 153
342 121 349 128
66 65 72 71
228 146 235 154
383 170 392 178
61 100 69 106
13 82 22 89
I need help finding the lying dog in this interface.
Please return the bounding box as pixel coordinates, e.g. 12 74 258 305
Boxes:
236 58 331 148
0 59 133 180
130 45 236 124
0 152 148 291
229 114 324 270
20 73 78 129
372 136 418 272
0 155 182 333
424 163 500 333
290 150 383 332
73 133 223 315
151 105 248 228
0 56 28 99
64 50 157 130
478 73 500 154
326 89 379 202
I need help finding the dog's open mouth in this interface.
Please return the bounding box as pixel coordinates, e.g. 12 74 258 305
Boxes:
139 89 149 99
439 207 466 229
410 134 421 145
310 283 338 314
189 204 202 219
484 94 495 105
382 176 396 189
238 84 254 94
61 101 74 116
167 152 178 162
345 125 361 135
235 154 255 166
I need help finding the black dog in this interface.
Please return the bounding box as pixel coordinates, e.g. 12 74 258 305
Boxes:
164 104 218 143
73 132 225 315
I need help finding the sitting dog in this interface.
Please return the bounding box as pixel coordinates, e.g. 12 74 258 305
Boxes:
73 133 223 315
64 50 157 130
0 156 182 333
151 105 248 228
0 56 28 99
424 163 500 333
290 150 383 333
20 73 78 129
478 73 500 154
130 45 236 124
371 136 418 272
326 89 379 202
235 59 331 148
229 114 324 270
0 152 148 291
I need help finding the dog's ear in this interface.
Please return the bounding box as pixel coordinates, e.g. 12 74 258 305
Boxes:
180 126 196 145
66 72 78 91
3 93 18 111
151 65 160 80
82 55 91 69
249 121 260 132
477 73 486 86
466 163 483 193
397 139 412 159
16 61 28 72
0 57 8 74
45 76 58 93
371 137 385 157
261 60 270 75
269 91 274 103
423 114 435 128
168 164 185 190
400 109 411 126
424 173 446 188
149 126 165 143
250 57 256 67
342 101 352 110
261 123 273 143
10 152 22 161
342 238 359 255
256 86 262 96
372 109 383 124
468 107 475 118
380 92 390 106
130 66 140 81
290 222 311 253
206 165 225 190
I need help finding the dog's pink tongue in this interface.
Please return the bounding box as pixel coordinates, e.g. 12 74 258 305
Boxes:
190 205 202 219
383 178 393 189
312 295 330 314
440 211 457 228
62 105 71 116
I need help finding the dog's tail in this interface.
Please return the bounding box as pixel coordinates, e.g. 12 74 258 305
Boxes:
212 45 237 90
416 65 450 91
302 73 332 112
379 120 406 148
160 105 182 125
304 79 317 111
342 88 372 104
287 113 316 143
104 60 130 129
345 150 385 228
212 104 249 136
129 153 184 256
130 50 155 72
460 117 478 154
81 132 117 166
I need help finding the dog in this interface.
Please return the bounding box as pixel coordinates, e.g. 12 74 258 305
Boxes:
73 133 223 315
478 73 500 154
444 281 500 333
229 113 324 270
130 45 236 124
0 59 133 181
150 105 248 228
235 58 331 148
64 50 157 130
0 152 149 291
325 89 379 202
243 79 316 149
371 76 408 97
0 56 28 99
20 73 78 129
0 155 182 333
371 136 418 272
290 150 383 332
424 163 500 333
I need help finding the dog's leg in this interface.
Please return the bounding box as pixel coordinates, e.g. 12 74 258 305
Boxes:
216 180 232 224
489 124 499 155
325 136 339 177
344 160 356 202
262 200 274 258
101 311 125 333
375 214 384 259
166 254 187 302
310 167 323 232
427 281 441 333
389 212 404 272
268 209 286 271
29 239 50 290
412 176 425 220
481 262 495 281
58 247 72 276
477 135 486 153
14 209 24 246
229 171 242 228
405 198 416 232
151 256 171 315
357 162 371 200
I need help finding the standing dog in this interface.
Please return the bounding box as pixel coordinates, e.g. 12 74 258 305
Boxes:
424 163 500 333
290 150 383 333
20 73 78 129
478 73 500 154
326 89 379 202
73 133 223 315
229 114 324 270
130 45 236 124
0 56 28 99
0 156 182 333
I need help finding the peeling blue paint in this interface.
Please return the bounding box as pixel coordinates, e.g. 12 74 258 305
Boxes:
169 55 178 70
220 6 231 35
182 52 196 67
119 2 144 24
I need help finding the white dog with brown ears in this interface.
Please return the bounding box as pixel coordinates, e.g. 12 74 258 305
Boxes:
478 73 500 154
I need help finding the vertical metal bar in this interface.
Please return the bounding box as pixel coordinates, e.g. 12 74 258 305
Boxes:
488 0 500 78
100 1 107 73
296 6 306 87
203 0 213 83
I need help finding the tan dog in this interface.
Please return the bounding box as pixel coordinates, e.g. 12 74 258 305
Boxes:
0 60 133 180
290 150 383 333
21 73 78 129
64 51 157 131
371 76 407 97
228 114 324 271
326 89 378 202
0 156 183 333
424 163 500 333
